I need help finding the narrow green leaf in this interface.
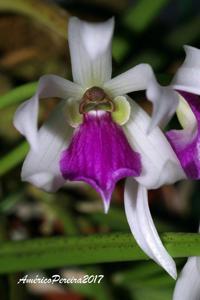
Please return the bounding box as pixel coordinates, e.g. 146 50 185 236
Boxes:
0 142 28 176
0 82 37 109
123 0 169 32
165 16 200 49
0 192 24 213
134 287 172 300
71 266 114 300
113 261 163 284
0 232 199 274
88 208 129 231
112 37 130 62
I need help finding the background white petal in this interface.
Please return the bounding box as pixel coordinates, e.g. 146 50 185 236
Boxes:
124 179 177 279
146 78 179 131
123 97 185 189
104 63 179 130
68 17 114 88
21 101 73 192
171 45 200 95
13 74 82 150
173 257 200 300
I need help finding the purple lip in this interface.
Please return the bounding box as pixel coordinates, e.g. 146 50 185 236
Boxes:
60 111 141 209
166 91 200 179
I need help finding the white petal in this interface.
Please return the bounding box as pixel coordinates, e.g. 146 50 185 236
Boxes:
123 97 186 189
103 63 154 97
146 78 179 131
173 257 200 300
68 17 114 88
104 63 179 130
172 45 200 95
13 75 82 150
124 179 177 279
21 101 73 192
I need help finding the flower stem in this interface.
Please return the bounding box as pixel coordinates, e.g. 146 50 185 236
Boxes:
0 232 199 274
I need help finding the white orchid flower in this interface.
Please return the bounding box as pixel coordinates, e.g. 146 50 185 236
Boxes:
147 45 200 181
13 17 185 278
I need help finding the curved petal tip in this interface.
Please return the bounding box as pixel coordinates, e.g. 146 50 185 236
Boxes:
124 178 177 279
146 80 179 132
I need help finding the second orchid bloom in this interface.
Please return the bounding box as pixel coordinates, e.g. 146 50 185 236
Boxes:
14 17 199 279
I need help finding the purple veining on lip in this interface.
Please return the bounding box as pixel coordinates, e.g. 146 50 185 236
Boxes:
166 91 200 179
60 111 141 208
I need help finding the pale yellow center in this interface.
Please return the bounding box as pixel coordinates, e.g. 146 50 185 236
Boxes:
64 87 131 127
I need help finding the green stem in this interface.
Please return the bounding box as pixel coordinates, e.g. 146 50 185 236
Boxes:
9 274 26 300
36 191 79 236
0 0 69 38
0 232 199 274
0 82 39 176
0 82 36 175
0 82 37 109
123 0 169 32
0 142 28 176
0 192 24 213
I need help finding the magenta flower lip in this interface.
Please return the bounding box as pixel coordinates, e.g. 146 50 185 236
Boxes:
60 111 141 212
166 91 200 179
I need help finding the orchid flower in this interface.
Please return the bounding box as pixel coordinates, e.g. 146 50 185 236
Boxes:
159 46 200 180
13 17 185 278
148 45 200 178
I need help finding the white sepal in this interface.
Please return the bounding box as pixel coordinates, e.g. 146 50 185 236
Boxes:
103 63 154 97
124 179 177 279
68 17 114 88
146 78 179 131
13 75 82 150
172 45 200 95
104 63 179 130
173 257 200 300
21 101 73 192
123 97 186 189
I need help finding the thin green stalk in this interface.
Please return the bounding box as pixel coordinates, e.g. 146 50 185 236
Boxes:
0 0 69 39
165 16 200 49
0 192 24 213
0 232 199 274
0 82 37 109
0 142 28 176
123 0 169 32
114 261 164 284
9 274 26 300
36 192 79 236
0 82 36 176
